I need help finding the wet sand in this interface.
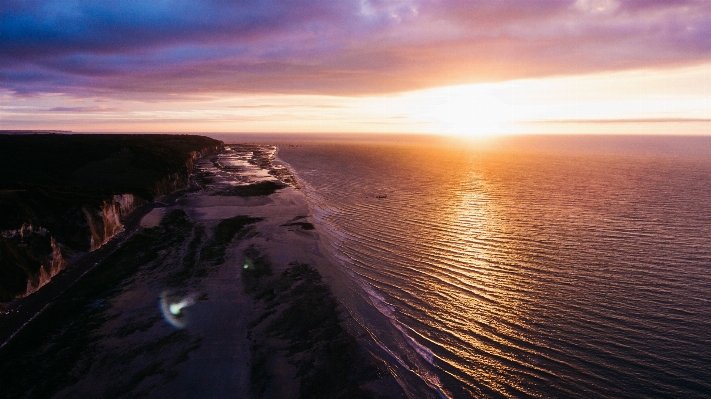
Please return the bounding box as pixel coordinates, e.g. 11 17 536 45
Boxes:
0 145 404 398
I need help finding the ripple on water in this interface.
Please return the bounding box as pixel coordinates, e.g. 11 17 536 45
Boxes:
278 138 711 399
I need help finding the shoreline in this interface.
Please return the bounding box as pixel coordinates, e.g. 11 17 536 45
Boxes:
272 148 444 399
0 144 412 398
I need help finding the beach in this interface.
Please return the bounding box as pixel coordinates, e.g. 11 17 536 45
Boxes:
0 144 411 398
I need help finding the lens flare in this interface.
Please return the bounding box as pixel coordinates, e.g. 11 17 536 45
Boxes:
159 292 198 329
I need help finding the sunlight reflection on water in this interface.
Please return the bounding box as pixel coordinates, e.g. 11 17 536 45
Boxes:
277 137 711 398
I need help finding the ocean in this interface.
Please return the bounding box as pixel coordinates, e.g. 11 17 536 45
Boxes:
270 135 711 398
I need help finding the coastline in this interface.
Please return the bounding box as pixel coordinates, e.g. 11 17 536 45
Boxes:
273 150 448 399
0 144 411 398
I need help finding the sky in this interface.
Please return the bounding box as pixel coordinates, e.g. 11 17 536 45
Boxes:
1 0 711 136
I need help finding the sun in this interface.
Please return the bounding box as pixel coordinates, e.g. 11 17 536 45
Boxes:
419 83 517 137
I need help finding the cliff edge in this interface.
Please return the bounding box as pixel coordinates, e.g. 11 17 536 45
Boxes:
0 134 222 302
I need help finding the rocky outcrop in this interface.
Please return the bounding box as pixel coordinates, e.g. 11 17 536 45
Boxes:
25 235 66 297
2 193 150 300
152 172 189 199
0 224 67 301
82 194 144 251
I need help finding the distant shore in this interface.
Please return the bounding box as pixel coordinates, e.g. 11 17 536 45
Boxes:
0 130 72 134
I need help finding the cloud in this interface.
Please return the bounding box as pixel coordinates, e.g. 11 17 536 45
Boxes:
47 106 124 113
573 0 620 14
1 0 711 96
531 118 711 124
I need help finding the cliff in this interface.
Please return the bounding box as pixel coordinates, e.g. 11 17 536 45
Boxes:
0 224 66 301
82 194 143 251
0 134 223 301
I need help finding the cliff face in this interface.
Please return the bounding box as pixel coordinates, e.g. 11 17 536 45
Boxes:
0 196 143 300
81 145 223 251
151 145 221 198
0 137 223 302
188 146 221 172
0 225 67 301
152 173 189 199
82 194 144 251
25 234 66 297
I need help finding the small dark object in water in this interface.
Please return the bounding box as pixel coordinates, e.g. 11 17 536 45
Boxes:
375 194 387 199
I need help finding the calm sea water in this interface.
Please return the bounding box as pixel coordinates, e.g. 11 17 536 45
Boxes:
272 135 711 398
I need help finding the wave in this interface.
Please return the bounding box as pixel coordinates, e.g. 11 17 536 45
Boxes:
274 141 711 398
275 150 455 398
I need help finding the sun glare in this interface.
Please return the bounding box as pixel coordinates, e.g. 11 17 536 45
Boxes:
400 83 519 137
395 64 711 137
4 65 709 135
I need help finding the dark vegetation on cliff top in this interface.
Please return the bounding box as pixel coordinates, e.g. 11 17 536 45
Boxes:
0 134 220 231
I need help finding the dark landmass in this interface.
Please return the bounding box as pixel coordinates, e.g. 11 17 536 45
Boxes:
0 134 222 302
0 134 221 205
214 181 286 197
0 130 72 135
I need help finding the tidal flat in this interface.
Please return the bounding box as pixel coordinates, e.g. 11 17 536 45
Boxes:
0 144 404 398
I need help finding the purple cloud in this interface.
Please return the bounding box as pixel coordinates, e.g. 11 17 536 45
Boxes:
47 106 124 113
1 0 711 96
